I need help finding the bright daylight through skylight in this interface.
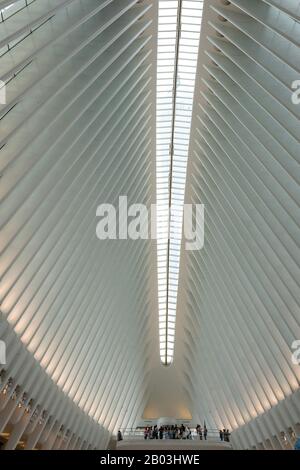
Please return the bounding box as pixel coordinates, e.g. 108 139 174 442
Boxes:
156 0 204 365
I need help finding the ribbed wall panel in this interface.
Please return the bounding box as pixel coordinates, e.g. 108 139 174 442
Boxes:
178 0 300 449
0 0 157 450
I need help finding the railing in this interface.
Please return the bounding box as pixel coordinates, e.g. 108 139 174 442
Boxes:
118 428 229 442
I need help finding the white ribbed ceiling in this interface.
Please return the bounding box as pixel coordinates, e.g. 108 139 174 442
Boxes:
0 0 300 451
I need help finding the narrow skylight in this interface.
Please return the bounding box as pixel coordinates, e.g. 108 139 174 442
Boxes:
156 0 204 365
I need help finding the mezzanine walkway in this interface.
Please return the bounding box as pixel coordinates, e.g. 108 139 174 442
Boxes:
116 429 232 450
117 439 232 450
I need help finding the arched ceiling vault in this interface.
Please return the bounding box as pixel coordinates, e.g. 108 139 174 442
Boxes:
0 0 299 450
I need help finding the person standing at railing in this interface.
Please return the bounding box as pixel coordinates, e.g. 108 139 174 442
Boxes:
219 429 224 441
222 429 230 442
117 430 123 441
153 425 159 439
204 424 207 440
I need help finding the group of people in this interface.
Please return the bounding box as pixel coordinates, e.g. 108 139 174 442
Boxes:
143 425 230 442
219 429 231 442
144 424 193 440
118 425 231 442
195 424 208 440
144 424 211 440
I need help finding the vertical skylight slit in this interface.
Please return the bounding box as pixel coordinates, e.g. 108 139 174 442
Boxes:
156 0 204 366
